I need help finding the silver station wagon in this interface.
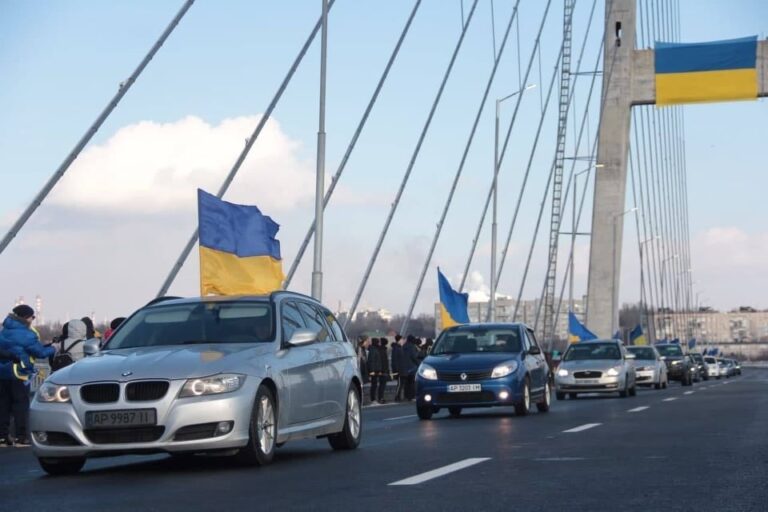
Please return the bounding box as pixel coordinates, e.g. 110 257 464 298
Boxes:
30 292 362 475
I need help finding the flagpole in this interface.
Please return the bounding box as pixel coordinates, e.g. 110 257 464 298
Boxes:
312 0 329 300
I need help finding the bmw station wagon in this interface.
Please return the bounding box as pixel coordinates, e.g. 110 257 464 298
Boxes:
415 323 550 419
29 292 362 475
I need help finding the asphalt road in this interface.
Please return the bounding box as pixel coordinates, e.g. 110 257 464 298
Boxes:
1 368 766 512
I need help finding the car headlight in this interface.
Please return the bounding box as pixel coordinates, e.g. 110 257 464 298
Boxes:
671 360 681 366
179 374 245 398
557 368 569 377
606 367 620 377
37 383 71 403
491 361 519 379
417 364 438 381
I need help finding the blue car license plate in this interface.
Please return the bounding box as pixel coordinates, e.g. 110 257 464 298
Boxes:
85 409 156 428
447 384 481 393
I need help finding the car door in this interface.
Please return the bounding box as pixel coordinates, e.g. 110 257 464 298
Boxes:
524 328 547 392
319 307 351 418
277 300 325 425
296 301 336 419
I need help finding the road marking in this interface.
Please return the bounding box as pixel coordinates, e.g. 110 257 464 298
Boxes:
384 415 417 422
663 397 678 402
389 458 491 486
628 406 649 413
563 423 601 433
684 391 694 395
535 457 586 462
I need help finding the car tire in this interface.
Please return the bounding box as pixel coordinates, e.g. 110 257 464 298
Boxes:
654 379 662 390
514 377 531 416
555 391 565 401
38 457 85 476
536 382 551 413
619 377 629 398
448 407 462 418
417 405 433 420
568 393 578 400
662 377 668 389
629 383 637 397
236 385 277 466
329 385 362 451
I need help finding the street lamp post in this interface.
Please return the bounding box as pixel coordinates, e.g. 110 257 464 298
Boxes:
639 235 660 342
611 207 637 337
491 83 536 322
660 254 679 339
568 164 603 316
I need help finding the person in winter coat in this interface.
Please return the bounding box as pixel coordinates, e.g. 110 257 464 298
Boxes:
0 305 55 447
367 338 383 404
357 336 371 384
376 338 390 403
103 317 126 344
59 319 88 363
402 335 421 400
391 335 403 401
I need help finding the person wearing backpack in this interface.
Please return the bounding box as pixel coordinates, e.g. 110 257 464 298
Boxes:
51 319 87 371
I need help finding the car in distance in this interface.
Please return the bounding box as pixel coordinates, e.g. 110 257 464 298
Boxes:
732 359 742 375
415 323 550 419
686 354 702 383
626 345 668 389
656 343 693 386
690 352 709 381
704 356 720 379
30 292 362 476
554 339 637 399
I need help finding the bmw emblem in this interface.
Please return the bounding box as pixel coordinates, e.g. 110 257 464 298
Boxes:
121 371 133 377
460 373 467 381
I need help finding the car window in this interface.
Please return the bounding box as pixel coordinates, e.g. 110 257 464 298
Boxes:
324 309 347 343
627 347 656 360
526 329 540 349
563 343 622 361
297 302 331 342
431 328 523 355
522 331 531 351
281 301 306 342
656 345 683 357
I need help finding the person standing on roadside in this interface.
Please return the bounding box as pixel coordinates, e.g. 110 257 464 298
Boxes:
358 336 371 384
403 335 421 401
367 338 382 404
391 335 403 401
0 305 55 447
377 338 390 404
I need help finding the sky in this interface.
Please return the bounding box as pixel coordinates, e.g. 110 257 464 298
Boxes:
0 0 766 324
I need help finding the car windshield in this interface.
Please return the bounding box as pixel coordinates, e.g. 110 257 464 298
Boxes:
107 301 274 349
692 354 704 363
563 343 621 361
627 347 656 360
432 328 523 355
705 357 716 364
656 345 683 357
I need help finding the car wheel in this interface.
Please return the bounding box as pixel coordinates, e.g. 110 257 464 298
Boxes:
448 407 462 418
514 377 531 416
38 457 85 476
329 385 362 450
568 393 578 400
555 391 565 401
536 381 551 412
629 383 637 397
654 378 662 390
619 377 629 398
236 385 277 466
662 377 668 389
417 405 433 420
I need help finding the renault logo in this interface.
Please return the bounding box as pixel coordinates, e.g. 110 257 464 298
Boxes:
121 371 133 377
460 373 467 381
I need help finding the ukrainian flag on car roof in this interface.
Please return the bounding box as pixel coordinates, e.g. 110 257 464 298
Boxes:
437 268 469 329
568 311 597 343
198 189 284 296
630 324 648 346
655 36 758 106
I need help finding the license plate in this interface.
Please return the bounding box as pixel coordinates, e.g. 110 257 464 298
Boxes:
580 379 600 385
447 384 481 393
85 409 156 428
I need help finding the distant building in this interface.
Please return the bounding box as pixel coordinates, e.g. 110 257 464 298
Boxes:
653 309 768 343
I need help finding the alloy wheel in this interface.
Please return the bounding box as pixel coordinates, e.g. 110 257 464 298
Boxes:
347 389 361 440
257 395 275 455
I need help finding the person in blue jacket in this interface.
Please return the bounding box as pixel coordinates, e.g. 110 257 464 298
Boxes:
0 305 55 447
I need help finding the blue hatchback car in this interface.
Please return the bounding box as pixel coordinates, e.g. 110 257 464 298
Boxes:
415 323 550 419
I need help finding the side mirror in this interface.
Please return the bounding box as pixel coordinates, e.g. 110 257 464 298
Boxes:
529 346 542 355
83 338 101 357
287 329 318 347
625 353 636 360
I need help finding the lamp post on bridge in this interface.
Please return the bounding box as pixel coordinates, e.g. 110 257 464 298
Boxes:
639 235 660 342
611 207 637 337
660 254 679 340
568 164 603 317
491 83 536 322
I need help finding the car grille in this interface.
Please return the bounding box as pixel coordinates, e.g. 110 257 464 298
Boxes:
438 371 493 382
45 432 81 446
80 383 120 403
574 371 603 379
126 381 169 402
174 423 219 442
435 391 496 404
84 427 165 444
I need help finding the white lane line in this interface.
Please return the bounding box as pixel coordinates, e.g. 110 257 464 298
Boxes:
628 406 649 413
563 423 601 433
383 415 417 422
535 457 586 462
684 391 694 395
389 458 491 486
663 397 678 402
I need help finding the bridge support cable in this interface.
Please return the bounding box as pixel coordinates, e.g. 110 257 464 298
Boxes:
343 0 480 328
542 0 577 346
283 0 422 288
458 0 556 292
399 1 522 334
156 0 337 297
0 0 196 257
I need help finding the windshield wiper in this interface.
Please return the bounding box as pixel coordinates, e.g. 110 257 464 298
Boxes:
180 340 212 345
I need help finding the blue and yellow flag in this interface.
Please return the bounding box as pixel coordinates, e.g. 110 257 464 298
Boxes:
655 36 758 106
198 189 284 296
568 311 597 343
630 324 648 346
437 268 469 329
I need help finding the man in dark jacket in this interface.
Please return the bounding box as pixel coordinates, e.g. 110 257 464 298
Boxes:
402 335 421 400
367 338 382 404
377 338 390 404
391 335 403 401
0 305 56 447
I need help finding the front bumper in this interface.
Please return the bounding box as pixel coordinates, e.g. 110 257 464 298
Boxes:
29 379 256 458
416 376 522 408
635 369 657 385
666 364 686 380
555 374 624 394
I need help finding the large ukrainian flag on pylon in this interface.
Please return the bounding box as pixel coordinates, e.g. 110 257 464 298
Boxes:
655 36 758 106
437 268 469 329
198 189 284 296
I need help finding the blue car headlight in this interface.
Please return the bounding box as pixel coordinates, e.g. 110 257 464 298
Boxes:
491 361 519 379
418 363 438 381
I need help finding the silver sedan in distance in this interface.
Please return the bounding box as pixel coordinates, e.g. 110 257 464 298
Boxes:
30 292 362 476
555 340 637 399
627 345 668 389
